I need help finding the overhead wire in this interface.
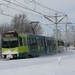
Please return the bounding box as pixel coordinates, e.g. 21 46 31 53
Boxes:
2 3 43 17
40 23 54 29
40 23 66 31
24 0 37 11
4 0 57 27
0 1 73 24
2 1 69 25
13 0 37 14
24 0 34 3
0 3 3 13
2 0 75 39
26 0 66 15
24 0 64 15
3 0 45 16
3 0 67 28
23 0 71 34
64 16 75 38
56 15 75 32
2 0 75 40
0 12 13 17
0 3 13 17
4 0 11 5
13 0 36 11
66 16 74 26
66 16 75 37
13 0 26 6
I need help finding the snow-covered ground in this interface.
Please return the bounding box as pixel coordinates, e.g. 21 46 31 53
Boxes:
0 48 75 75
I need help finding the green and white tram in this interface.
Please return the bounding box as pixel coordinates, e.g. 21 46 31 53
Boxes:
1 31 64 59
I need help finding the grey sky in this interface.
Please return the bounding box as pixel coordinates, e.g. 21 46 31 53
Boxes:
0 0 75 36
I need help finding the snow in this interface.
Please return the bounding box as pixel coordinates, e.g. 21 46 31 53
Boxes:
0 48 75 75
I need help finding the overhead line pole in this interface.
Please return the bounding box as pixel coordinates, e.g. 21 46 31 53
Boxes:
54 13 58 53
72 26 75 47
44 13 67 53
65 22 68 51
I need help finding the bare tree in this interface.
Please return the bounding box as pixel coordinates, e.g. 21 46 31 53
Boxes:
11 13 43 35
11 13 28 33
0 13 43 35
0 23 11 34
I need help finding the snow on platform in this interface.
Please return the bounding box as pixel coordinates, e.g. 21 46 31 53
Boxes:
0 48 75 75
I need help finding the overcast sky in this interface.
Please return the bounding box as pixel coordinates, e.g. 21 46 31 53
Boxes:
0 0 75 36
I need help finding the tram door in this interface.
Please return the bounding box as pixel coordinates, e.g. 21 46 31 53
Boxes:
27 37 38 56
38 38 45 55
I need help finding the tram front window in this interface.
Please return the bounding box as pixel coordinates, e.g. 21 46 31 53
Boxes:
2 37 18 48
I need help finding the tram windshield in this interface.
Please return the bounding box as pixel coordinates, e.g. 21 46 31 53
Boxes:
2 37 18 48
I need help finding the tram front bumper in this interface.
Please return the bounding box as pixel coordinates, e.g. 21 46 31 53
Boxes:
2 49 19 59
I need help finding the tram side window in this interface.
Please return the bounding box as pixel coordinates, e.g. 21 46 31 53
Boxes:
62 41 64 46
40 39 43 46
27 38 37 46
47 40 51 46
31 38 37 46
27 38 30 46
31 38 33 45
58 41 60 46
61 41 64 46
42 39 44 46
49 40 51 46
23 37 26 46
58 41 64 46
19 37 22 46
40 39 42 46
28 38 31 46
52 40 56 46
27 38 33 46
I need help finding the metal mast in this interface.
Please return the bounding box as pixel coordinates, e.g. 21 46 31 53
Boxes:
44 13 67 53
65 22 68 51
54 13 58 53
